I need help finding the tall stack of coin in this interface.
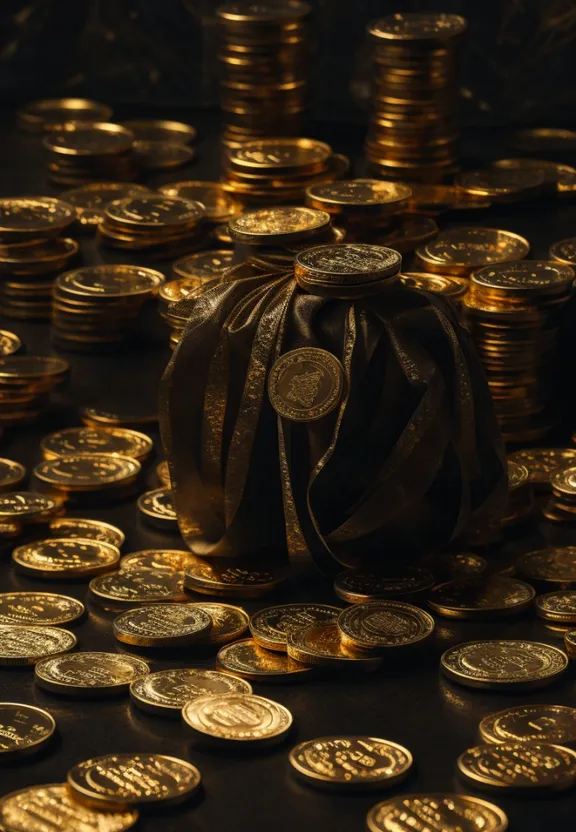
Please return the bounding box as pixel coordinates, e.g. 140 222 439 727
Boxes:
221 138 349 204
98 195 208 256
463 260 574 443
43 122 138 186
51 265 164 351
0 197 78 320
0 356 69 425
366 12 466 182
217 2 311 148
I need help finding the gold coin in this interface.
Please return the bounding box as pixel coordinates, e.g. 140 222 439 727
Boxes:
456 168 546 201
58 265 164 299
564 630 576 658
80 406 158 428
184 557 288 598
457 742 576 793
428 577 535 619
289 736 413 791
43 122 134 156
535 591 576 622
472 260 574 293
250 603 341 651
294 243 401 291
182 692 293 747
400 272 468 299
306 179 412 215
41 427 153 461
267 348 345 422
34 651 149 696
423 551 487 581
287 623 382 670
137 488 177 530
189 602 249 644
0 625 76 666
123 119 197 144
156 460 171 488
0 784 138 832
171 250 234 284
551 466 576 497
515 547 576 588
369 12 467 40
0 703 55 758
337 601 435 652
130 668 251 716
0 492 60 521
33 454 141 492
133 140 195 170
0 592 84 626
441 640 568 689
113 603 212 647
49 517 125 548
366 794 507 832
509 447 576 486
0 331 22 356
416 227 530 275
217 638 314 681
0 355 68 383
334 566 435 604
17 98 112 132
89 570 185 607
63 183 150 228
68 753 201 810
550 237 576 265
120 549 192 573
0 459 25 492
105 195 204 229
479 704 576 747
158 181 242 222
0 198 76 243
13 538 120 579
229 206 330 245
229 138 332 175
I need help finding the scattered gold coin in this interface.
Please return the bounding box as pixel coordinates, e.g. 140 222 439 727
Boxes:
184 557 288 598
0 592 85 626
217 638 314 682
182 692 293 747
0 625 76 666
0 459 26 492
334 566 434 604
0 703 56 758
479 704 576 747
249 603 341 652
35 651 149 696
130 668 252 716
119 549 192 573
48 517 125 548
366 794 508 832
427 577 535 619
457 742 576 794
89 570 186 608
441 640 568 689
12 538 120 579
337 600 435 652
516 547 576 588
137 488 178 530
535 591 576 623
189 602 249 644
113 604 212 647
40 426 153 461
287 623 382 670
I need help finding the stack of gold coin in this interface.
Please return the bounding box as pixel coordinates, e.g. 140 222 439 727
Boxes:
33 453 142 503
62 182 151 233
217 2 311 147
158 181 243 238
221 138 349 204
366 13 466 182
51 264 164 351
0 356 69 425
17 98 112 133
98 195 208 256
414 226 530 277
501 460 534 528
0 197 78 320
544 467 576 523
463 260 574 443
43 122 138 185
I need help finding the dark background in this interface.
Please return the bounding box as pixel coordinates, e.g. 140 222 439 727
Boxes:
1 0 576 126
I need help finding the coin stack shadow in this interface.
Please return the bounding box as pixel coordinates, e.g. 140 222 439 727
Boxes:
217 1 311 149
43 123 138 186
366 12 467 182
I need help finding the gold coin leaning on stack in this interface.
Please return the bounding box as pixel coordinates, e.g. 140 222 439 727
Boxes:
508 447 576 492
158 181 243 241
544 467 576 523
221 137 349 204
17 98 112 133
43 121 138 185
98 194 208 257
0 197 78 320
414 226 530 277
40 426 153 462
63 182 151 233
0 356 69 426
217 1 311 147
32 453 142 503
366 13 467 182
500 460 534 528
462 260 574 443
51 264 165 351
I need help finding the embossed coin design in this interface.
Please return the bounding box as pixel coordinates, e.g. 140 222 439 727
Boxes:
0 784 138 832
41 427 153 461
535 591 576 623
440 640 568 689
182 692 293 747
0 625 76 665
229 206 331 245
13 538 120 579
137 488 178 530
230 138 332 175
59 265 164 298
120 549 192 573
0 592 85 626
515 547 576 588
105 195 204 229
334 566 435 604
33 454 141 492
0 459 25 492
479 704 576 747
217 638 314 682
457 742 576 794
49 517 125 548
130 668 252 716
0 492 59 521
34 651 149 696
190 602 249 644
366 794 508 832
68 753 201 809
184 558 287 598
428 577 535 619
306 179 412 215
89 571 185 608
337 601 435 652
0 197 76 243
113 604 212 647
295 243 402 291
289 737 413 791
0 703 56 758
250 603 341 651
268 348 345 422
287 623 382 670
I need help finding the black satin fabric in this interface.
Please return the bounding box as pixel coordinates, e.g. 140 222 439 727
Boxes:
160 258 507 573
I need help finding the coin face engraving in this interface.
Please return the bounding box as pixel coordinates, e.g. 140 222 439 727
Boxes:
190 602 250 643
130 668 251 713
41 427 152 461
441 640 568 688
63 183 150 225
422 228 530 267
367 794 507 832
35 651 149 692
159 182 241 221
120 549 192 573
13 538 120 577
550 237 576 264
268 348 345 422
90 571 184 605
473 261 574 291
0 458 25 490
479 704 576 746
230 139 331 171
338 601 435 649
184 558 287 597
307 179 412 208
0 703 55 757
296 243 401 282
113 604 212 646
0 197 76 233
335 567 435 603
0 492 58 519
0 331 21 356
536 591 576 621
458 742 576 792
59 265 164 297
0 592 85 626
44 123 134 155
173 250 234 280
34 454 141 488
0 625 76 665
137 488 176 520
250 603 341 650
49 518 125 547
217 638 312 679
457 168 545 196
106 195 205 227
182 692 293 743
230 206 329 239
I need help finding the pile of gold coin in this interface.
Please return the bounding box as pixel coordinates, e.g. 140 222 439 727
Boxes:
33 453 142 503
63 182 151 232
98 194 208 256
51 264 165 351
0 196 78 320
43 121 138 185
217 1 311 147
544 467 576 523
221 137 348 204
415 226 530 276
366 12 466 182
463 260 574 443
17 98 112 133
0 356 69 425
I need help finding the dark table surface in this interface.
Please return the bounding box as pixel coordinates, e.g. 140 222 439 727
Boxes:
1 106 576 831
